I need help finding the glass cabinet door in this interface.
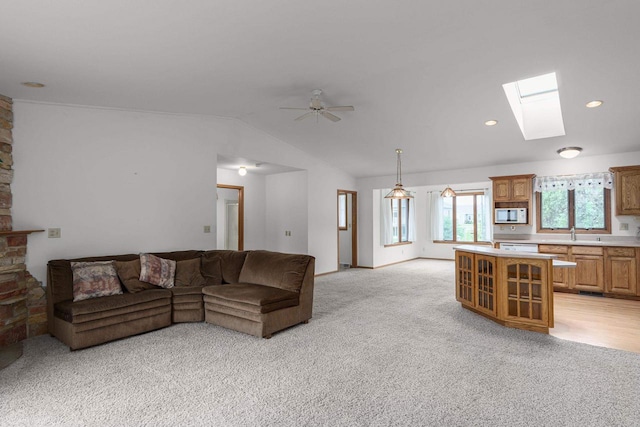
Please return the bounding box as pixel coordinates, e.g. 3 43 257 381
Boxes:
456 252 474 306
503 259 549 325
475 255 497 316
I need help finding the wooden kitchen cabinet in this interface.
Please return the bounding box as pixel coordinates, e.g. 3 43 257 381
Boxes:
604 247 638 296
490 174 534 203
489 174 535 225
610 165 640 215
455 247 555 333
455 251 475 307
501 258 552 329
570 246 605 293
539 244 572 290
476 255 497 317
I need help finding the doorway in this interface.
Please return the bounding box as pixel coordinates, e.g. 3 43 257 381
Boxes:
337 190 357 270
217 184 244 251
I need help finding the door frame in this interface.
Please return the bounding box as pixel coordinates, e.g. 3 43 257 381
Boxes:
217 184 244 251
337 189 358 269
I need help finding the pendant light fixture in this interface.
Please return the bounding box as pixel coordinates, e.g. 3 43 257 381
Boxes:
384 148 413 199
440 186 456 198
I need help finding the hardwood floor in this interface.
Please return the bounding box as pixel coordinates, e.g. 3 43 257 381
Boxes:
551 292 640 354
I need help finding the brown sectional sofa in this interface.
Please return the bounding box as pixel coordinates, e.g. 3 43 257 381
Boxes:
47 249 315 350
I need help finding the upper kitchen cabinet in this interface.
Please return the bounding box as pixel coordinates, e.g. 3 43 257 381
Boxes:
489 174 535 224
490 174 535 203
609 165 640 215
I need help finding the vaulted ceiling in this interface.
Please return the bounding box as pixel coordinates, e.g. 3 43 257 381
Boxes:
2 1 639 177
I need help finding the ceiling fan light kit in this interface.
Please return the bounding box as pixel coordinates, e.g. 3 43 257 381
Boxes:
280 89 355 122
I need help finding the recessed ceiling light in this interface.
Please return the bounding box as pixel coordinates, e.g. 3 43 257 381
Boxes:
585 100 603 108
557 147 583 159
484 120 498 126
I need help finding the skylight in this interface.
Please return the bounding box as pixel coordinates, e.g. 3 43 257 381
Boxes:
503 72 565 141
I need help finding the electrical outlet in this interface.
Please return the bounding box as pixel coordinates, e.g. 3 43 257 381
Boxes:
619 223 629 231
203 225 211 233
48 228 61 238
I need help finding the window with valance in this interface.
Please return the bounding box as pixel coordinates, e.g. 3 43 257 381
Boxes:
534 172 612 233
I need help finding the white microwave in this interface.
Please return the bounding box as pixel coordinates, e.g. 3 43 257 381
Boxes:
495 208 527 224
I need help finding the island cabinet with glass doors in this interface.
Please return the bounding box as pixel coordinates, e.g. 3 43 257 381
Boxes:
454 245 575 333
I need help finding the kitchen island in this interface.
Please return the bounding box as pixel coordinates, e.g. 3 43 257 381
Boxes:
454 245 575 333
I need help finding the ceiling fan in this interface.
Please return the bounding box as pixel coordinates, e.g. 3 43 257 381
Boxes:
280 89 355 122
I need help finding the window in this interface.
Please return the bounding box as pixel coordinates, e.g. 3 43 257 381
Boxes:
436 192 490 243
338 192 347 230
390 198 410 244
431 187 492 243
534 172 612 233
537 187 610 233
381 193 415 246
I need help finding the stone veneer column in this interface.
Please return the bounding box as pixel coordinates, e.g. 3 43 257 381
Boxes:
0 94 47 347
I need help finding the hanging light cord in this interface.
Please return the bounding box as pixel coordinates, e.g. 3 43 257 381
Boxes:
396 148 402 185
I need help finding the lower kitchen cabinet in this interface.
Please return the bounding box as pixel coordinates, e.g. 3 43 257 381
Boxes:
537 244 640 300
604 247 638 296
539 245 571 290
572 246 605 292
455 248 554 333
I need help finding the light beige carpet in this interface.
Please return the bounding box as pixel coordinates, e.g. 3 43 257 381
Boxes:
1 260 639 426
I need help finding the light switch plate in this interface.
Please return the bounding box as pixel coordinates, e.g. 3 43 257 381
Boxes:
619 223 629 231
48 228 61 238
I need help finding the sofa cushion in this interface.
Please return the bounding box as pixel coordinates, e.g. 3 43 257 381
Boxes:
202 250 247 284
151 250 205 261
202 283 299 314
140 253 176 288
55 289 171 324
70 261 123 302
238 250 311 292
114 259 157 293
200 254 222 286
175 258 206 287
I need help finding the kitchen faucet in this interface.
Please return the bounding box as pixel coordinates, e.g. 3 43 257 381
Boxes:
570 226 576 241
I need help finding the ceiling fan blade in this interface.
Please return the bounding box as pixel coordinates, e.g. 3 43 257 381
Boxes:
321 111 341 122
325 106 355 112
295 112 315 121
280 107 310 110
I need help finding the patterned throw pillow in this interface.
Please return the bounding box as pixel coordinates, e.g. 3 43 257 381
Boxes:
71 261 123 302
139 253 176 288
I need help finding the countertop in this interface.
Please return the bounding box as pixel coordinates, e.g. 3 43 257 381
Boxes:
454 245 577 267
454 245 558 259
493 238 640 248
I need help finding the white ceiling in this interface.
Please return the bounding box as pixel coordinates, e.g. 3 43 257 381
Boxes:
217 154 301 176
2 1 639 178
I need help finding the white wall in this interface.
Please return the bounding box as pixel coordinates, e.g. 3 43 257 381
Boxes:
265 171 308 254
357 151 640 267
217 168 266 250
12 101 356 280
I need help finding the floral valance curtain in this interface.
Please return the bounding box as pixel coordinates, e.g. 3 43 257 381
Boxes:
533 172 614 192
